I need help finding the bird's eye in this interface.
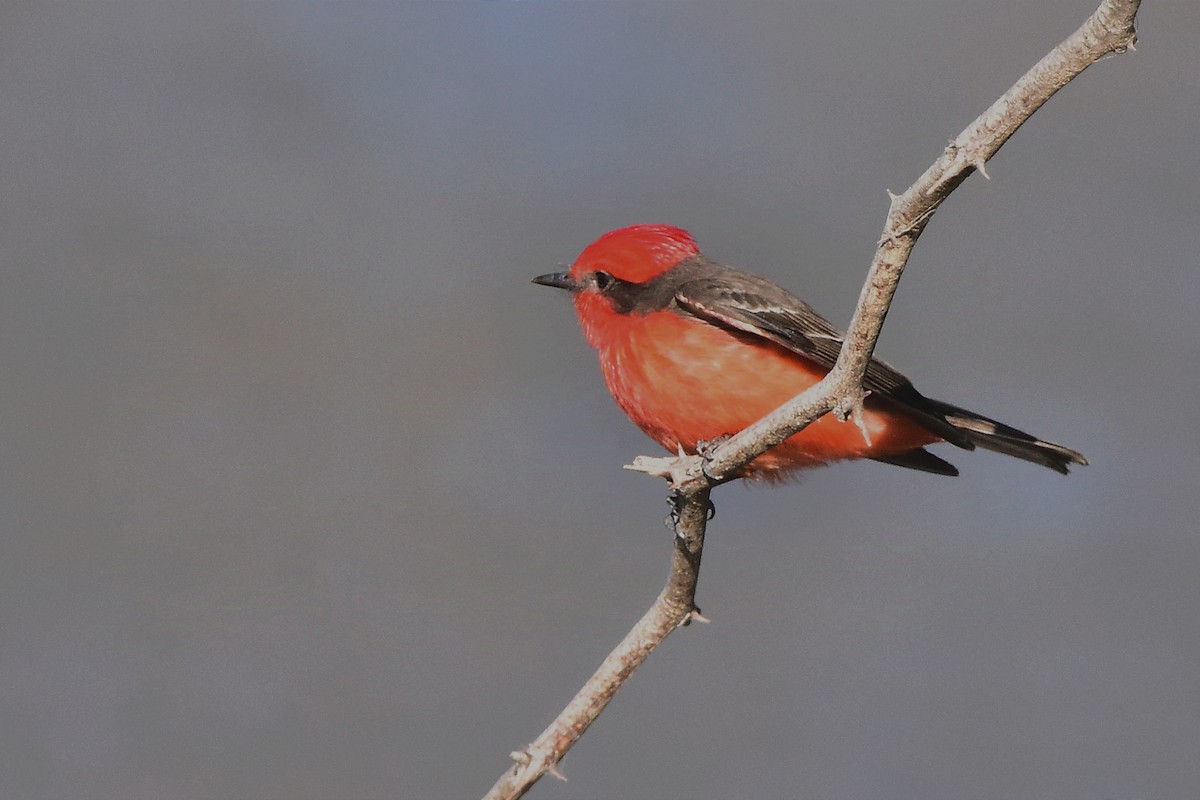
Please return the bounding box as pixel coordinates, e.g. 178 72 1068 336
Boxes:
593 271 613 290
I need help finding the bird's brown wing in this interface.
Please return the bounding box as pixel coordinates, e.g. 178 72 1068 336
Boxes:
676 272 922 401
672 271 975 449
673 269 1086 474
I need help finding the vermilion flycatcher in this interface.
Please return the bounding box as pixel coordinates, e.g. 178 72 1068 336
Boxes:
534 224 1086 480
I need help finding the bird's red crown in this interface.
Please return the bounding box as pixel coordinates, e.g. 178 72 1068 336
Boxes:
569 224 700 284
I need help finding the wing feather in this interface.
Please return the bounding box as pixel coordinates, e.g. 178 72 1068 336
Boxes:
673 272 974 448
675 273 919 398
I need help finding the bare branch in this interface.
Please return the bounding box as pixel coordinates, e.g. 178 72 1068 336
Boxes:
485 2 1139 797
482 488 711 800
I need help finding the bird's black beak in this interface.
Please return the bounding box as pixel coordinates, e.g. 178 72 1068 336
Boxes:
532 271 579 292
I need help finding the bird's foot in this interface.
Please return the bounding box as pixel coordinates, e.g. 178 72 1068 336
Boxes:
695 435 731 459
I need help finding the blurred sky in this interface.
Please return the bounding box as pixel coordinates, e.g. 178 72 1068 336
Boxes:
1 3 1198 799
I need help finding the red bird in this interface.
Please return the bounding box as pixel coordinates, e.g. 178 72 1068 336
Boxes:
534 224 1086 480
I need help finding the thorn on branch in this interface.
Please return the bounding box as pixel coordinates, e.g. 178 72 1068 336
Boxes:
833 389 873 447
878 190 907 246
625 449 700 489
851 405 873 447
509 749 531 771
547 761 568 782
877 225 904 248
676 605 710 629
975 158 991 179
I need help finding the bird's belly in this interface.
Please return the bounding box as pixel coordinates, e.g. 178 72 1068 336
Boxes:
600 313 937 477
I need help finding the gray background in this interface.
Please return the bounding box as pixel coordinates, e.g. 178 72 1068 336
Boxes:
2 2 1197 799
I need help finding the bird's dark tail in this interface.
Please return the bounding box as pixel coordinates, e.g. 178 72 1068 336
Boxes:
922 397 1088 475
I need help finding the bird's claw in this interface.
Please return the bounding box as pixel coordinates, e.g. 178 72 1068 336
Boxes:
665 490 684 531
696 435 731 459
665 488 715 530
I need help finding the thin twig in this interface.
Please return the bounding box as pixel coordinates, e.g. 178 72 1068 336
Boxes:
483 2 1139 797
